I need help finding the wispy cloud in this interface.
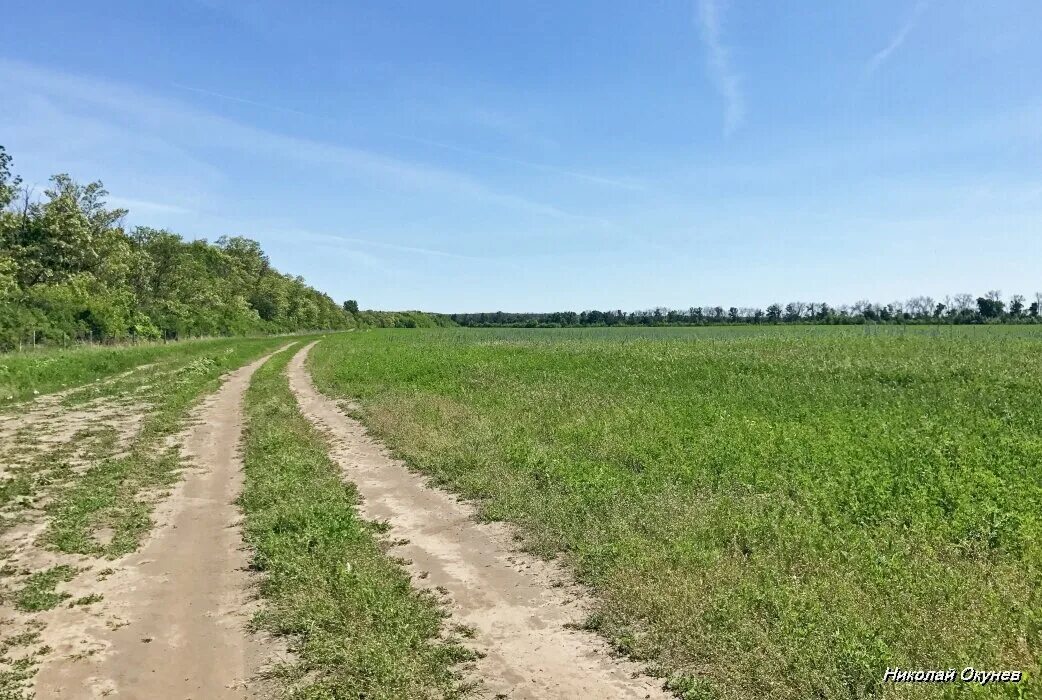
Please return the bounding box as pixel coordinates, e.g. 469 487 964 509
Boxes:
107 196 194 215
695 0 745 137
295 231 487 262
171 83 312 118
397 134 646 191
866 1 929 75
259 228 528 271
172 81 643 191
0 59 602 224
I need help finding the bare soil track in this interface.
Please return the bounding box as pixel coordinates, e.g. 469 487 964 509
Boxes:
35 346 290 699
289 341 668 699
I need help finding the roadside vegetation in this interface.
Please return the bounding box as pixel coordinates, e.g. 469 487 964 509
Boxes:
2 336 289 546
309 327 1042 699
0 335 300 406
240 344 473 699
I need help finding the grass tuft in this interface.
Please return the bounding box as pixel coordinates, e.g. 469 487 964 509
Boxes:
12 565 77 612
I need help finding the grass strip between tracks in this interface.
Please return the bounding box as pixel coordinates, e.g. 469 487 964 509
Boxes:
240 344 473 700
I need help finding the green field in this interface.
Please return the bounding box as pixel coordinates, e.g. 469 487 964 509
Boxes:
309 327 1042 699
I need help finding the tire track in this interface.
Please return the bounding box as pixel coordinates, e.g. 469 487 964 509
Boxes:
35 345 292 699
288 340 667 699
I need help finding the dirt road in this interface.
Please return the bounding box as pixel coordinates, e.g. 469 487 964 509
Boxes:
35 347 289 699
288 341 667 699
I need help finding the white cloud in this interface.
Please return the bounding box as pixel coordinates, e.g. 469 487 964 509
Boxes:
287 230 488 262
107 197 194 215
866 1 929 75
695 0 745 137
171 82 644 191
171 83 313 118
0 59 600 223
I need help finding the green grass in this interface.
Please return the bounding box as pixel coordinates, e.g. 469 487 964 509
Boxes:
0 622 46 700
240 342 474 699
68 593 103 607
309 327 1042 699
0 336 300 407
40 338 289 557
0 427 114 518
0 658 35 700
11 565 77 612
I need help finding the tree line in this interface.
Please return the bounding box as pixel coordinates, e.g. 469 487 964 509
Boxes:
451 292 1042 328
0 146 444 351
352 308 457 329
6 145 1034 346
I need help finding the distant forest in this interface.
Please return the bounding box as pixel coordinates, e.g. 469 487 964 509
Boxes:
0 147 447 351
452 292 1042 328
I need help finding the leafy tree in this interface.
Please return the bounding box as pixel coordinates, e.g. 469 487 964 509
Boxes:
783 302 805 322
1010 294 1025 317
977 296 1004 319
0 146 20 210
0 147 365 349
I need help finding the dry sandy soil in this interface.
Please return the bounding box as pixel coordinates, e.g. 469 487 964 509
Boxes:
288 340 668 699
0 368 159 696
1 349 288 699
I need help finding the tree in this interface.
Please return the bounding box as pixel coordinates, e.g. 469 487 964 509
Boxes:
976 296 1004 319
1010 294 1025 318
906 296 934 318
952 294 975 313
784 302 806 322
0 146 359 349
0 145 20 210
343 299 359 314
11 174 129 288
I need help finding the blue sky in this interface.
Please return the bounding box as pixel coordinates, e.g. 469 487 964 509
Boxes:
1 1 1040 312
